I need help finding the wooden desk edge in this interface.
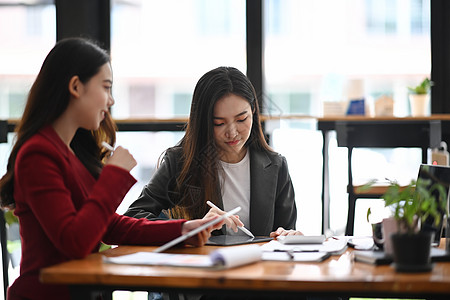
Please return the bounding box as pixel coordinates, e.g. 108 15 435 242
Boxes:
40 241 450 296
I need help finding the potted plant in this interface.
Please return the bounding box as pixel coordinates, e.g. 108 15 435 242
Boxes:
381 174 447 272
407 77 432 117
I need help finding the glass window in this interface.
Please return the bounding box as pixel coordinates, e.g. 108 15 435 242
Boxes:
0 2 56 290
366 0 397 34
411 0 430 34
110 0 247 209
264 0 430 235
0 3 56 170
0 5 56 120
110 0 246 119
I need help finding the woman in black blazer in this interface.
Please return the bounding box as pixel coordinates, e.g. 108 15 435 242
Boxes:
125 66 301 237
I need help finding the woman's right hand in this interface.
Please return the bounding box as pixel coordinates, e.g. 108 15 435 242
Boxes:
203 207 243 233
182 217 225 247
105 146 137 172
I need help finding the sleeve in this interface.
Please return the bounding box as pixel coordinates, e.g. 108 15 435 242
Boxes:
102 214 185 246
124 151 180 220
273 155 297 230
16 146 136 259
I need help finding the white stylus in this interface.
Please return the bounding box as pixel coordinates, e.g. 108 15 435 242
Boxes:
206 201 255 238
101 141 115 152
153 206 242 253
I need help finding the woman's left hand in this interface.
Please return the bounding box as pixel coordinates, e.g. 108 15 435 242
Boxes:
269 227 303 238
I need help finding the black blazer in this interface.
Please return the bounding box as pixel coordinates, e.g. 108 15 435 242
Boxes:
124 146 297 236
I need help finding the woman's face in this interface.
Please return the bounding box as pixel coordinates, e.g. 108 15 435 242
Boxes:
75 63 114 130
213 94 253 163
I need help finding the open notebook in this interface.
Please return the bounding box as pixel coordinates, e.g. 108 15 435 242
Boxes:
104 244 263 269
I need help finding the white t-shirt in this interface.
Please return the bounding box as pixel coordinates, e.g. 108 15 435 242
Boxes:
219 150 251 235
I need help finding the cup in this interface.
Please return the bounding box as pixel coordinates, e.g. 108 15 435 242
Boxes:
371 222 384 250
381 217 397 256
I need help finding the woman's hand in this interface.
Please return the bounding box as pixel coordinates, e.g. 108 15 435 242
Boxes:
105 146 137 172
269 227 303 238
182 217 225 247
203 207 243 233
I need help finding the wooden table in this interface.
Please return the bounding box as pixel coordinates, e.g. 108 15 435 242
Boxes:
40 240 450 300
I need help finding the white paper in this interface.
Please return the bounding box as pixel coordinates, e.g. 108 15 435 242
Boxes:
262 251 329 262
104 252 215 268
277 235 325 244
261 239 347 255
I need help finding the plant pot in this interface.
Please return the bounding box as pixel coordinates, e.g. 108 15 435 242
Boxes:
391 231 434 272
409 94 430 117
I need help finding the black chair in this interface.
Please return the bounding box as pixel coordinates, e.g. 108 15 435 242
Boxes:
335 119 441 235
0 120 9 298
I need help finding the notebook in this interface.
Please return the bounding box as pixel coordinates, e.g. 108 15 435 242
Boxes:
105 244 262 269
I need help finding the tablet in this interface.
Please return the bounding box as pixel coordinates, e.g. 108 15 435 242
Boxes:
206 235 273 246
153 206 241 253
277 235 325 244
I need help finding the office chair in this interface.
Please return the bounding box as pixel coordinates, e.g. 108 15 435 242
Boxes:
0 120 9 298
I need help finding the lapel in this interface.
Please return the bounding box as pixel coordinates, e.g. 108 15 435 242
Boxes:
249 149 277 235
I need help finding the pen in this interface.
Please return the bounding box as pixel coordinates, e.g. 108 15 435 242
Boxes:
274 249 319 253
274 249 295 260
102 141 115 152
206 200 255 238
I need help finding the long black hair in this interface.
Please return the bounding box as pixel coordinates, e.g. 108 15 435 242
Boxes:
0 38 116 209
169 66 272 219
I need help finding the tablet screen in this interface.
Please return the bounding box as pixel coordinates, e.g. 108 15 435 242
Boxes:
206 235 273 246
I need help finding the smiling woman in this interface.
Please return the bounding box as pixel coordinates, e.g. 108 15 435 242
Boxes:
213 94 253 163
0 38 221 300
125 66 302 239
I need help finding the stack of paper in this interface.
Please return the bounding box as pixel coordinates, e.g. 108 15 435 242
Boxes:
105 237 347 268
260 237 348 262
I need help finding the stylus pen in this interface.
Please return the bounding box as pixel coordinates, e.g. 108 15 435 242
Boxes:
101 141 115 152
153 206 241 253
206 201 255 238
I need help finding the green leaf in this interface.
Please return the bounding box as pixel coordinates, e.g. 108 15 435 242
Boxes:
4 210 18 226
408 77 432 94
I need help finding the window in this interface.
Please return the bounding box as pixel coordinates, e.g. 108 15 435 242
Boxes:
264 0 430 235
0 2 56 293
0 4 56 120
110 0 247 210
366 0 397 34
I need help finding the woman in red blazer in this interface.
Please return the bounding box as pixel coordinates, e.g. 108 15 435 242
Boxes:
0 38 224 300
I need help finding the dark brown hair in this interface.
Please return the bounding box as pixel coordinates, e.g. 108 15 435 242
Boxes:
168 66 272 219
0 38 116 209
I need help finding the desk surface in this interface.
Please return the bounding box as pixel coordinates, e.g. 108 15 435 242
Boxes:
40 239 450 298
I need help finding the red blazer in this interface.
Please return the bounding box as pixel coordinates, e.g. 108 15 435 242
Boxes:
8 126 185 300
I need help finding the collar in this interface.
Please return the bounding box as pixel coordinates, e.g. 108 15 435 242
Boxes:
38 125 72 160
